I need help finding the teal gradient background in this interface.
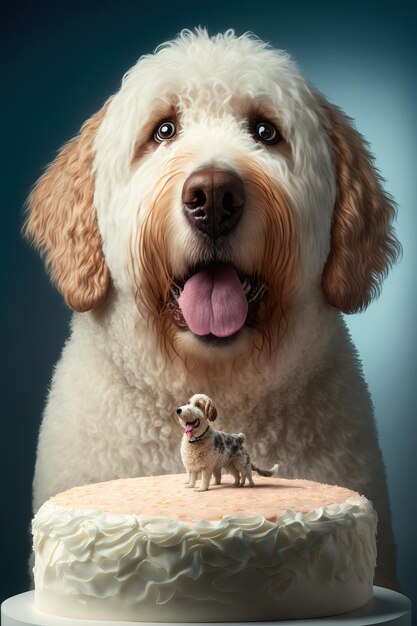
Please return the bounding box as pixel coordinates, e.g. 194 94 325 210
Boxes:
1 0 416 615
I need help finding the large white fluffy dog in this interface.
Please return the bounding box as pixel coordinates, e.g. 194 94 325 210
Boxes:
25 29 400 587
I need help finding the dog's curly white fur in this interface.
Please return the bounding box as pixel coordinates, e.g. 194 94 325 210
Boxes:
24 29 401 587
177 393 279 491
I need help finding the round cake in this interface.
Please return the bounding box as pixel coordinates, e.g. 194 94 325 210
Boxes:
32 474 377 622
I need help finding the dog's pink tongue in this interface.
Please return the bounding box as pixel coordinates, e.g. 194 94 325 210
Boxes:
178 265 248 338
185 423 194 439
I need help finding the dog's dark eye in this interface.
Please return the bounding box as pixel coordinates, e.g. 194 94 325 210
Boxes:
255 121 280 145
154 121 176 143
195 402 201 409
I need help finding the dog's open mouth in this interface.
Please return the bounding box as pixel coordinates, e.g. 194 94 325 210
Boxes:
168 263 267 344
185 418 200 438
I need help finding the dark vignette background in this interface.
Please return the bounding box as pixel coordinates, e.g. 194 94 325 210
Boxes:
1 0 416 615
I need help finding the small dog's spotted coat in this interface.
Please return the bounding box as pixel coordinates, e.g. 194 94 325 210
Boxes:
176 393 279 491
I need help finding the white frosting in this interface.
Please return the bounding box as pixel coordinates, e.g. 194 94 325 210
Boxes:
33 497 377 621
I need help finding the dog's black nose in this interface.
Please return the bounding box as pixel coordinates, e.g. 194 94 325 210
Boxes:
182 169 244 241
176 407 182 415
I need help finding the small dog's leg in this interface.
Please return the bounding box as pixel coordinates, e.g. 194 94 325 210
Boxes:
233 462 246 486
195 469 212 491
212 468 222 485
246 464 255 487
185 471 197 488
228 466 240 486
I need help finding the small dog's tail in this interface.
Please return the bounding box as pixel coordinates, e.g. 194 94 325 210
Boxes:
251 463 280 477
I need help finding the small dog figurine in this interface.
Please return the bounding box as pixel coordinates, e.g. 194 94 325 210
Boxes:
176 393 279 491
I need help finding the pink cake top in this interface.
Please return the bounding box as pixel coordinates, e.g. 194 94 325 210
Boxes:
51 474 366 523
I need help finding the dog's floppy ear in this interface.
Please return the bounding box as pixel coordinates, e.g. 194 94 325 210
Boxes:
319 96 401 313
202 395 217 422
23 101 111 312
191 394 218 421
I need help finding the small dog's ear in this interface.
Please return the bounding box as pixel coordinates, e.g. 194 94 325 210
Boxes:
203 396 218 422
23 100 112 312
319 96 401 313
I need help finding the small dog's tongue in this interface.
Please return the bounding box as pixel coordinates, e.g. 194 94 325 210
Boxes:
178 265 248 338
185 423 194 439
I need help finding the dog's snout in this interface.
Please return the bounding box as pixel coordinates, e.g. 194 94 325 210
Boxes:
182 170 244 241
176 407 182 415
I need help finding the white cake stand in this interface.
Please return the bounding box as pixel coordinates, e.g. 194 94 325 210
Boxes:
1 587 411 626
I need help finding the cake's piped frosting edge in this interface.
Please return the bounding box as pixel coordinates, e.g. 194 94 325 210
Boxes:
32 496 377 607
